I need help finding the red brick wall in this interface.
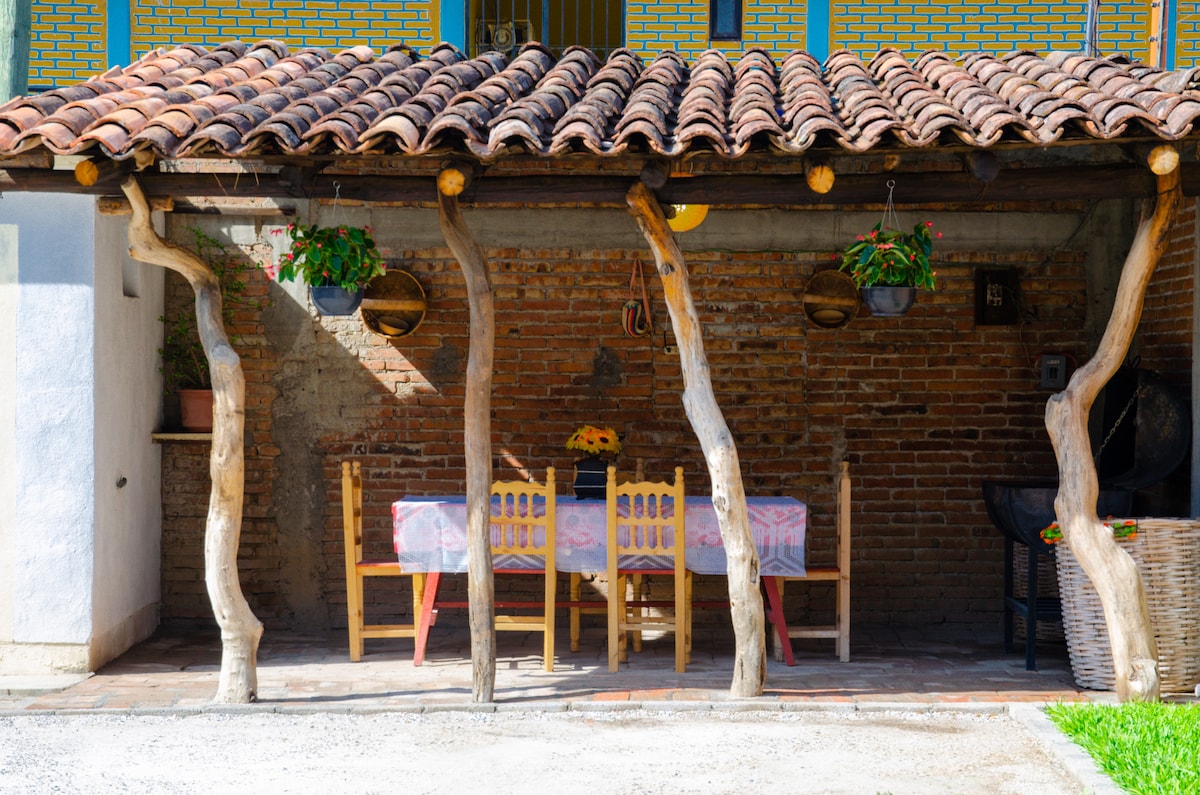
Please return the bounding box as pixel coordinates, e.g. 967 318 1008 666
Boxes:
158 207 1191 641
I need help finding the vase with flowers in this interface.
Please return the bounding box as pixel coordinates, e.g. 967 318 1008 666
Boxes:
566 425 622 499
268 222 387 315
838 182 940 317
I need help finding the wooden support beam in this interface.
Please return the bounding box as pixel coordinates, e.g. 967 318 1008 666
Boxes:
1045 158 1182 703
965 151 1000 183
626 179 766 699
120 174 261 704
97 195 174 215
7 161 1200 206
74 157 131 187
804 157 835 194
437 166 497 703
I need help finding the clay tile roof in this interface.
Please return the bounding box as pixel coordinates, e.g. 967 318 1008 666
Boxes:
4 40 1200 163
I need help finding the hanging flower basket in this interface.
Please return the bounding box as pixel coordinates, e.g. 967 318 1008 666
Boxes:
837 180 940 316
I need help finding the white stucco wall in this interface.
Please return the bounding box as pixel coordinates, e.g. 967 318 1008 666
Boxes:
90 213 164 667
0 224 17 646
0 194 164 674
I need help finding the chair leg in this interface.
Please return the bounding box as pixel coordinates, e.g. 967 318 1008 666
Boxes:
836 572 850 663
543 572 556 672
346 571 364 662
607 572 621 672
570 573 582 652
630 574 644 653
674 571 687 673
617 573 629 663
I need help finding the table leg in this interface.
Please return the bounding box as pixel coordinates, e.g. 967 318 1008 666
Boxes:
762 575 796 667
413 571 441 667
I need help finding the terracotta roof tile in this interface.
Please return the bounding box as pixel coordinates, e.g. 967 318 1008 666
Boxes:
4 40 1200 163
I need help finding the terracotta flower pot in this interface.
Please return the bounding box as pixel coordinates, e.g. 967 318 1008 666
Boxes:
178 388 214 432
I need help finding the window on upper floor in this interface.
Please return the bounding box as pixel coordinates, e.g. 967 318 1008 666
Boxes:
710 0 741 41
470 0 626 60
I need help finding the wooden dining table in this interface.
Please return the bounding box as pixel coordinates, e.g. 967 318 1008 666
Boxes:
393 494 808 665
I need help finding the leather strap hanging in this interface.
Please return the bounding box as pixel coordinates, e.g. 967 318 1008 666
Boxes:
622 258 653 338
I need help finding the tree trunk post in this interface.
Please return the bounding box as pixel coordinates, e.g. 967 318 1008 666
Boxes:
1045 150 1181 702
626 180 766 697
437 166 497 702
121 175 262 703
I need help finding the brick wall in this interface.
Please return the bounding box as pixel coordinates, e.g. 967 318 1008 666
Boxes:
129 0 433 58
30 0 106 87
27 0 1200 91
831 0 1151 60
154 200 1189 645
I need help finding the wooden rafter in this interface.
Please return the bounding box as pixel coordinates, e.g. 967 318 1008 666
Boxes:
8 161 1200 207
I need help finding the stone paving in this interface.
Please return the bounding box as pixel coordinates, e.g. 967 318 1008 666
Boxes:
1 620 1119 713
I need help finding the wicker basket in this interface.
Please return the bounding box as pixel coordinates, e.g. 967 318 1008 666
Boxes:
1055 518 1200 693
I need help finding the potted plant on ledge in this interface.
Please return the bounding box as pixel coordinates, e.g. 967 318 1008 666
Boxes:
838 220 940 316
271 222 387 315
566 425 622 499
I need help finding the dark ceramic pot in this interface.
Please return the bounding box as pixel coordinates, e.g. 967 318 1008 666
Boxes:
310 285 364 316
861 285 917 317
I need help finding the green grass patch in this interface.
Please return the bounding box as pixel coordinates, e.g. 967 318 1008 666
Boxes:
1045 701 1200 794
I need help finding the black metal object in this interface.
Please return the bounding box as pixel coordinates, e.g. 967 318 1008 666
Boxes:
982 480 1133 670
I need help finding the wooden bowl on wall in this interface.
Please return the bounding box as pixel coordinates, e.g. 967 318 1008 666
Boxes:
803 270 859 329
360 269 427 340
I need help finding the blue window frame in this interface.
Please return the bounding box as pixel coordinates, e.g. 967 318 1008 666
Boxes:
710 0 741 40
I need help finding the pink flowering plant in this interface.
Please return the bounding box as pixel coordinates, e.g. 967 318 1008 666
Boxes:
268 222 386 290
839 221 939 290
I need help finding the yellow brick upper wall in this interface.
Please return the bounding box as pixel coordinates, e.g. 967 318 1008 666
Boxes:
1178 2 1200 68
30 0 107 87
627 0 806 61
127 0 433 62
832 0 1152 62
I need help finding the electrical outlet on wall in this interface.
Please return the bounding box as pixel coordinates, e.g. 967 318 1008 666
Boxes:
1040 353 1068 389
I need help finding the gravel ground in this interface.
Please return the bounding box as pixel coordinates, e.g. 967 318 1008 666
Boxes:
0 707 1111 794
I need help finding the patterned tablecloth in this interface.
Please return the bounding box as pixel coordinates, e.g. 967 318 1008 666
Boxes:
393 495 806 576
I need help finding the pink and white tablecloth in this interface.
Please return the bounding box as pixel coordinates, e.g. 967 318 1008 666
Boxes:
393 495 806 576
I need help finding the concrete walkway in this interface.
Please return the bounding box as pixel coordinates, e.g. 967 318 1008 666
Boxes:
0 624 1137 792
2 621 1109 712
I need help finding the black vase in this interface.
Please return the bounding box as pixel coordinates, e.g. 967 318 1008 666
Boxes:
573 457 608 500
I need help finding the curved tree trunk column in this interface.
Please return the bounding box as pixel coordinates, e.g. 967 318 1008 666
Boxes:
626 180 765 697
122 175 262 703
1045 147 1181 703
437 166 497 702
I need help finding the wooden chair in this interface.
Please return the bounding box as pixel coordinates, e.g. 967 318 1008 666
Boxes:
569 459 643 653
770 460 851 662
606 465 690 672
491 467 557 672
342 461 426 662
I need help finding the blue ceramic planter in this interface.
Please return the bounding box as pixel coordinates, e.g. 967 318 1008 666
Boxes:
861 286 917 317
310 285 364 316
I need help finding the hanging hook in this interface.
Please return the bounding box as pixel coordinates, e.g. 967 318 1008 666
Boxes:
881 179 900 232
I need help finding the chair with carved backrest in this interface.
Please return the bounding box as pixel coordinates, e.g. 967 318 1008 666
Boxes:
606 465 690 672
342 461 426 661
771 460 851 662
491 467 557 672
568 459 644 652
